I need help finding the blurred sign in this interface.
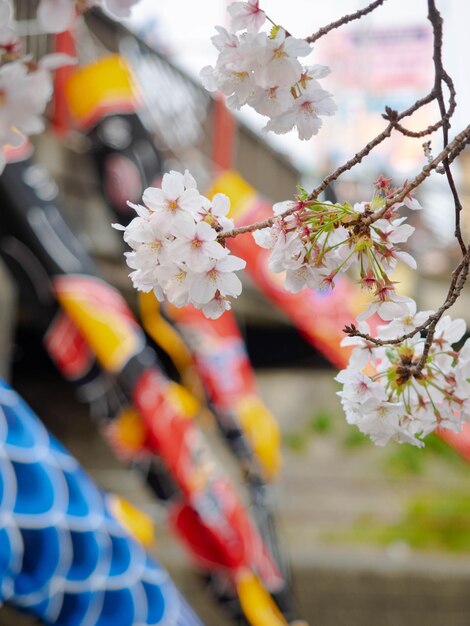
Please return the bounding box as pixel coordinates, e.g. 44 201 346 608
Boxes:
321 26 433 94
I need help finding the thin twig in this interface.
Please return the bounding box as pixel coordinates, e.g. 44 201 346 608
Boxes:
344 249 470 348
220 91 438 240
414 257 470 372
306 0 387 44
220 0 470 369
220 121 470 240
362 123 470 225
428 0 466 254
307 91 436 201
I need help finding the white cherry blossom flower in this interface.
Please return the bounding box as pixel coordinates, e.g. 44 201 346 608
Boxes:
264 86 337 140
116 171 246 318
202 13 335 140
401 193 423 211
433 315 466 347
255 29 311 88
336 368 386 405
358 284 413 321
0 61 52 143
371 218 414 245
359 402 420 447
159 263 193 307
252 222 283 249
171 220 227 271
377 300 433 340
0 56 68 167
228 0 266 33
190 255 246 305
337 310 470 448
201 293 233 319
197 193 234 232
200 65 219 92
284 261 323 293
211 25 240 56
249 85 292 118
143 171 201 228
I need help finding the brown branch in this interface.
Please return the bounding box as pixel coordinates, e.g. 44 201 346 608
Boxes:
307 90 436 202
220 91 439 240
446 134 470 165
344 248 470 348
414 256 470 373
428 0 466 255
390 71 457 139
306 0 387 44
221 0 469 366
361 122 470 226
220 120 470 240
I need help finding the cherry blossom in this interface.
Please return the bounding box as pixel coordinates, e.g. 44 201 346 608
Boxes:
0 0 20 56
263 84 337 139
228 0 266 34
376 300 433 340
190 254 246 305
142 170 201 229
255 29 312 89
0 54 76 171
337 309 470 447
114 171 246 319
171 220 227 271
252 180 420 322
201 3 335 141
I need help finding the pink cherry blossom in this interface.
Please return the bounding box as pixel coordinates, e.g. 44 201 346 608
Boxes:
115 171 246 318
190 255 246 305
201 11 335 141
171 221 227 271
264 86 337 140
337 305 470 447
255 29 311 89
228 0 266 34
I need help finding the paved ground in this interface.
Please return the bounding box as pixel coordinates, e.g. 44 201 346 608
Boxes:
4 359 470 625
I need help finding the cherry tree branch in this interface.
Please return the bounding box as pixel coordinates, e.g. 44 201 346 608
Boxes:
389 73 456 138
343 0 470 368
344 248 470 348
220 1 467 242
220 121 470 240
218 0 470 378
362 123 470 225
305 0 388 44
427 0 466 255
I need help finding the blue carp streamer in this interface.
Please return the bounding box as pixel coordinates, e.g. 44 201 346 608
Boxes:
0 379 203 626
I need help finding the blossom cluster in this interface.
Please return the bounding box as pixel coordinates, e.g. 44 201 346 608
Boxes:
0 1 76 171
337 303 470 447
200 0 336 140
37 0 141 33
0 0 142 169
253 177 422 322
114 170 246 319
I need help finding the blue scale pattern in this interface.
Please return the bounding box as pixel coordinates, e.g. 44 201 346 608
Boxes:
0 380 204 626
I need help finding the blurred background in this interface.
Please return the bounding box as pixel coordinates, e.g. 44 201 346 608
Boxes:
3 1 470 625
